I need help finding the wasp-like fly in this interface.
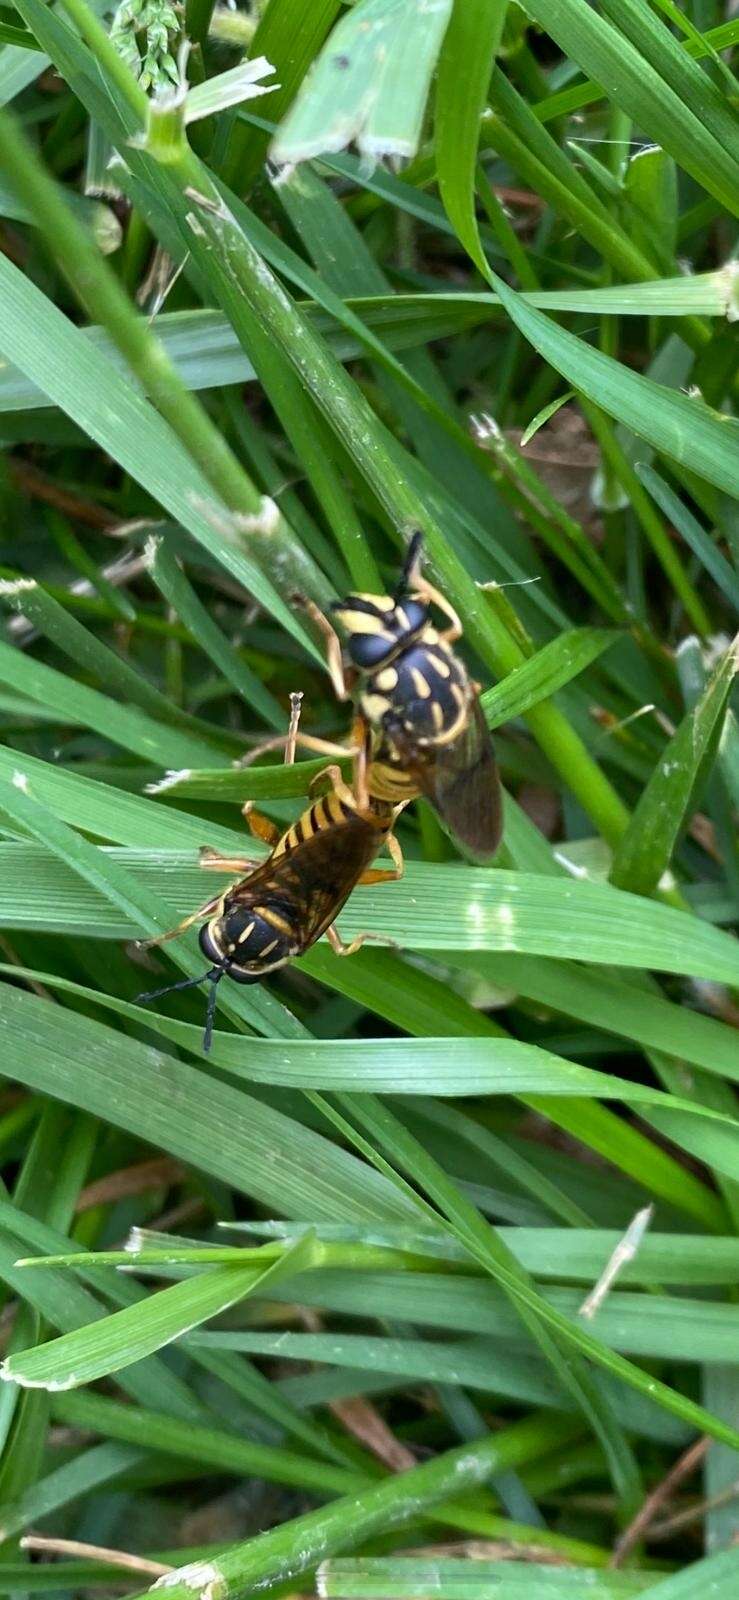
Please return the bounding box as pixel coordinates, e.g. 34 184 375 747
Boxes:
135 765 402 1052
297 533 502 860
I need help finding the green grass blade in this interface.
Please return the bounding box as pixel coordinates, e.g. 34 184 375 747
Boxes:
3 843 735 983
144 535 284 729
2 1234 317 1390
435 0 508 274
272 0 453 164
611 635 738 895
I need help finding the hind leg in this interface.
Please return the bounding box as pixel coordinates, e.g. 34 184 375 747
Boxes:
325 924 399 956
198 847 257 873
242 804 281 846
358 831 404 884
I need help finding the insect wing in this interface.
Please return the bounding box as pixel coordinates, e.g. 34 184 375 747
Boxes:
396 695 502 860
264 817 380 953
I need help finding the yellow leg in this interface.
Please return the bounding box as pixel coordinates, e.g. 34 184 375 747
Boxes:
137 893 223 949
308 761 358 810
325 924 398 957
285 691 304 765
239 730 357 769
242 803 281 846
414 574 462 644
296 594 353 701
357 831 404 885
199 846 257 873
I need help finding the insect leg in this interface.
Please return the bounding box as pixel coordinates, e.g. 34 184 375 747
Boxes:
414 575 463 643
137 894 223 948
357 831 404 885
285 691 304 765
242 804 281 846
238 731 356 768
199 846 257 873
308 761 357 810
325 924 398 957
295 594 351 700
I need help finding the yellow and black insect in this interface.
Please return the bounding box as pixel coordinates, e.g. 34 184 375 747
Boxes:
135 765 402 1053
301 532 502 861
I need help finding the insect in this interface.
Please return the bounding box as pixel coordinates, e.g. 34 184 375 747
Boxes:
135 761 403 1053
295 532 502 860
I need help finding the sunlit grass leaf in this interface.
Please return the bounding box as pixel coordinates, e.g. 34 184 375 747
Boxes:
2 1234 317 1390
485 272 739 499
521 392 575 447
319 1558 650 1599
271 0 452 164
183 57 279 124
0 251 307 650
611 634 739 895
3 843 736 982
435 0 508 273
637 464 739 611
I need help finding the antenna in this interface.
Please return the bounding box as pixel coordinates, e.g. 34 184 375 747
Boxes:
394 529 423 600
135 964 224 1053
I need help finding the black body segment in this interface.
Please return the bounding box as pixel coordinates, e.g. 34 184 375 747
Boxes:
330 538 503 860
135 775 398 1051
203 795 392 983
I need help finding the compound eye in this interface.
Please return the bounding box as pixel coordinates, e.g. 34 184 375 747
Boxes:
401 598 427 632
199 922 222 963
349 632 393 670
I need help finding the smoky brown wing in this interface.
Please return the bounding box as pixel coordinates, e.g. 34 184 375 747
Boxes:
406 696 502 860
267 817 380 951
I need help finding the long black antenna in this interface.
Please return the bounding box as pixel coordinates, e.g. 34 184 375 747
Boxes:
135 964 224 1053
203 974 222 1055
135 966 220 1005
394 529 423 600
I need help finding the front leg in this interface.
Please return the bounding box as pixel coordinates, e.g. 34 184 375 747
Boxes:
239 731 358 769
325 925 399 956
415 575 463 644
137 892 224 948
295 593 353 701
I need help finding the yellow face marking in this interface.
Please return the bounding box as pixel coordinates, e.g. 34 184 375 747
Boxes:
410 666 431 699
362 692 392 722
375 666 398 692
237 920 256 945
338 609 393 637
347 592 394 612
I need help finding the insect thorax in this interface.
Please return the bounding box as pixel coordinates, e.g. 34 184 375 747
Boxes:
361 637 470 748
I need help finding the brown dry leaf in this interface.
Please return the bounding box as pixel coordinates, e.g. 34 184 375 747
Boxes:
510 405 602 539
328 1395 416 1473
76 1156 186 1211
